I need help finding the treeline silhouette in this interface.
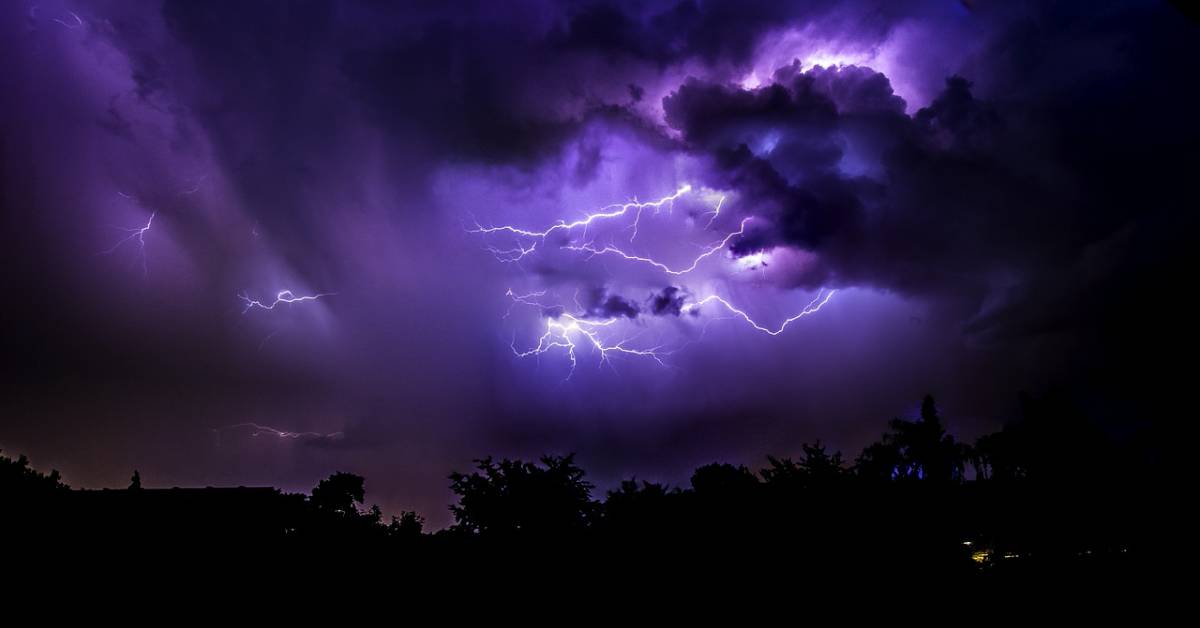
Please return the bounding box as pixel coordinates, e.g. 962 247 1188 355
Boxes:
1 394 1161 579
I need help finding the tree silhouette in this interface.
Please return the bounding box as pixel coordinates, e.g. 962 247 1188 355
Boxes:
690 462 759 496
854 395 968 482
602 479 683 537
387 511 424 539
762 441 847 490
448 454 596 536
311 472 367 518
0 390 1150 576
0 451 68 494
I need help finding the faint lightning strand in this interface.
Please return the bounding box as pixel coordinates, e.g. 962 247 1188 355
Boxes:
486 241 537 263
179 175 208 195
504 289 549 318
214 423 343 444
701 195 726 229
257 329 283 352
53 10 82 29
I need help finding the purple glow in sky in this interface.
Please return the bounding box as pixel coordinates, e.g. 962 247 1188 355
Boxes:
2 0 1195 526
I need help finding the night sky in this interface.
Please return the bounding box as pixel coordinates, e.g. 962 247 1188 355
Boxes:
2 0 1195 527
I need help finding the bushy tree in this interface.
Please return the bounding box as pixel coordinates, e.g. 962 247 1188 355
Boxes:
690 462 759 496
387 511 425 539
761 441 847 490
449 454 596 536
855 395 969 482
311 472 368 518
0 451 69 494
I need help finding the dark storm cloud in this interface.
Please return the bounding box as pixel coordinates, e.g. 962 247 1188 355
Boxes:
147 0 910 170
578 286 641 320
550 0 921 68
647 286 689 317
662 31 1196 339
551 0 782 66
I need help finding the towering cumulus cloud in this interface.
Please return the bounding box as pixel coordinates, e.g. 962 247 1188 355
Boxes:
1 1 1195 525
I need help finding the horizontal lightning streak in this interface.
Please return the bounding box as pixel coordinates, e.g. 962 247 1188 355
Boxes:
468 184 691 240
238 289 335 313
214 422 343 442
685 290 837 335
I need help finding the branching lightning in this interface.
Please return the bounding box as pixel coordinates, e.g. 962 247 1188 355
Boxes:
506 291 665 378
565 218 752 276
469 184 691 246
504 289 548 318
475 185 838 377
239 289 336 313
101 211 155 277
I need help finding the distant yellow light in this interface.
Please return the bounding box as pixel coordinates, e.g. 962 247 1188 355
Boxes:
970 550 991 564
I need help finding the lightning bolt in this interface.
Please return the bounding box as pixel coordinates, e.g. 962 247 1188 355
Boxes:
564 218 752 276
469 184 692 244
238 289 336 313
684 290 837 335
702 195 726 229
101 211 156 277
477 186 837 377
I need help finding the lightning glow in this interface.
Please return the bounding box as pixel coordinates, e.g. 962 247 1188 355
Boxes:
735 251 769 271
238 289 336 313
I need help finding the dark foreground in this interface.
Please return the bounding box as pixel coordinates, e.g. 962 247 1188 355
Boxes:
1 395 1172 588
